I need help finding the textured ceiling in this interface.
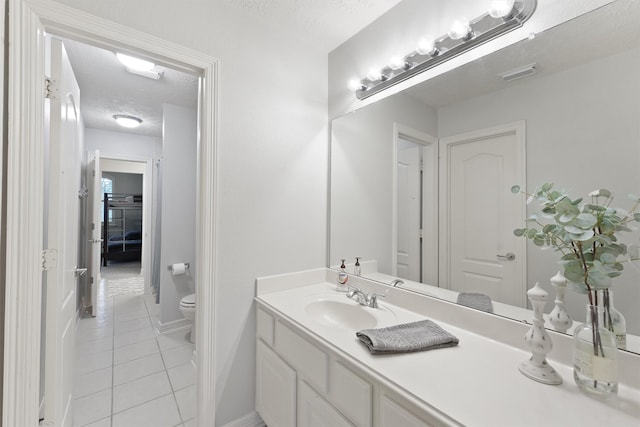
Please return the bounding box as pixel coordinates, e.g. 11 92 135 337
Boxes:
62 0 405 137
222 0 405 52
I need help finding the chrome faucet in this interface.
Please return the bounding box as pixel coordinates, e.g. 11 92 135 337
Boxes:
346 286 386 308
346 286 369 306
390 279 404 287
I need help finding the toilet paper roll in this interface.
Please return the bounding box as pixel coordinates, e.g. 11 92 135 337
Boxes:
171 263 186 276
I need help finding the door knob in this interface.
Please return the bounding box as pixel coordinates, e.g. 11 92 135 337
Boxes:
88 238 104 243
74 267 88 277
497 252 516 261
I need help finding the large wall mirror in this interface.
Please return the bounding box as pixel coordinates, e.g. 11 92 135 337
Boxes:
330 0 640 354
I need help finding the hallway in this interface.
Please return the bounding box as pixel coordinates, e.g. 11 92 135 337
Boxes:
72 264 196 427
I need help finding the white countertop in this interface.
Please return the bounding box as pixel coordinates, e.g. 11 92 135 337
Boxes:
256 276 640 427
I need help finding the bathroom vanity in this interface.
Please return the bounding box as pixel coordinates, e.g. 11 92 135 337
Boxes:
255 268 640 427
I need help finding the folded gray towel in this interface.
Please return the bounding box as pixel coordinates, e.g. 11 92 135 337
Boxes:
456 292 494 313
356 320 459 354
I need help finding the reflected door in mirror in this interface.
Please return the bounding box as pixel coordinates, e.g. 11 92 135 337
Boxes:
442 122 526 307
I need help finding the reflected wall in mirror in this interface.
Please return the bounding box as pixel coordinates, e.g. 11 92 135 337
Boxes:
329 0 640 353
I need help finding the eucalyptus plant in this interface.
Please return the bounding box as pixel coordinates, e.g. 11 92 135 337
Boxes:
511 182 640 302
512 183 640 365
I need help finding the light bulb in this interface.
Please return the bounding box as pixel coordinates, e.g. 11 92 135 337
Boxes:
416 38 437 56
389 56 406 71
448 18 472 40
366 68 382 82
488 0 515 18
116 53 155 72
348 79 363 92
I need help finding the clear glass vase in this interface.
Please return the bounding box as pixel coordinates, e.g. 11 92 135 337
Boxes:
598 289 627 350
573 304 619 398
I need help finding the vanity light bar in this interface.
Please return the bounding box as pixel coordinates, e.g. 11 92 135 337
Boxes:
353 0 537 100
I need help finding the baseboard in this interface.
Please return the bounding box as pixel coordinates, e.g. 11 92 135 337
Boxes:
155 317 191 336
222 411 265 427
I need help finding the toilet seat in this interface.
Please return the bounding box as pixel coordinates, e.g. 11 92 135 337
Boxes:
180 293 196 308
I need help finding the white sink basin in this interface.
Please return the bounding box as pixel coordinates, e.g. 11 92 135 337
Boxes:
305 299 378 330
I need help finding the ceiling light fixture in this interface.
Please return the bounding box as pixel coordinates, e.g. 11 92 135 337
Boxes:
116 53 155 71
113 114 143 128
116 52 163 80
350 0 537 100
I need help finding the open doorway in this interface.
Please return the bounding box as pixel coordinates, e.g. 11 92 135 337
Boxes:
58 36 199 425
4 3 218 425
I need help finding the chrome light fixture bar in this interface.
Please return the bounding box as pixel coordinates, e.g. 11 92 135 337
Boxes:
353 0 537 100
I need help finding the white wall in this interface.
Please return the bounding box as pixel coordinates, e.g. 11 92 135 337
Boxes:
438 47 640 334
329 0 613 119
331 93 436 274
102 172 142 195
85 127 162 159
52 1 328 424
159 104 197 325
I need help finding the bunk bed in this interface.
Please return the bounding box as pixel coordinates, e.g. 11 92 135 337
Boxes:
103 193 143 266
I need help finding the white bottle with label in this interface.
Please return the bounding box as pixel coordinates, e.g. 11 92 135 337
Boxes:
337 259 349 291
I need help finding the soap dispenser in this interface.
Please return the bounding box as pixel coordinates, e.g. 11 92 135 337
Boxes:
354 257 361 276
337 259 349 291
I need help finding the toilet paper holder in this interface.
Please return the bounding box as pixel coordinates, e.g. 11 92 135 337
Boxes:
167 263 190 272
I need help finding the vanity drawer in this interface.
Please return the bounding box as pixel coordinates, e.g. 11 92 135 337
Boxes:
275 321 328 393
256 307 274 346
329 360 372 427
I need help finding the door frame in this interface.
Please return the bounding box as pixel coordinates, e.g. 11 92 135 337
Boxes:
391 123 438 282
99 153 154 296
438 121 527 303
4 1 218 425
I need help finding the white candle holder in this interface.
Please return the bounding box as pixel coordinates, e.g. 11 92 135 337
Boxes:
549 271 572 333
518 282 563 385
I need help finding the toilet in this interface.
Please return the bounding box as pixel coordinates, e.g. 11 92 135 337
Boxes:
179 293 196 343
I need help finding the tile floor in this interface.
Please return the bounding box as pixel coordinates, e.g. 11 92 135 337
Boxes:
74 263 196 427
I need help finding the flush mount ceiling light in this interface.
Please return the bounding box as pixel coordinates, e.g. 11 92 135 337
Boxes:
113 114 143 128
116 52 163 80
350 0 537 100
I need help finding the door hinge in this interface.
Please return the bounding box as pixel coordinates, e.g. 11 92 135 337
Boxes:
42 249 58 271
92 222 95 230
44 76 58 100
419 229 423 239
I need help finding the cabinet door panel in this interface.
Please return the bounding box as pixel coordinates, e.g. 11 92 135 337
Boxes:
298 381 353 427
330 361 372 426
380 393 433 427
256 340 296 427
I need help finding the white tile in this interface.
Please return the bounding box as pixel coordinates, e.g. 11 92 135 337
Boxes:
75 349 113 376
113 353 165 386
75 336 113 356
73 389 111 427
112 371 172 413
82 416 111 427
157 330 191 352
175 384 196 422
112 393 181 427
76 326 114 344
114 339 159 365
114 326 156 348
74 366 112 398
167 362 196 391
115 309 151 323
183 419 196 427
115 316 151 333
161 344 194 369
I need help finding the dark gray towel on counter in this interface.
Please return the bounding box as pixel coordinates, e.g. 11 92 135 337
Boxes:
456 292 494 313
356 320 459 355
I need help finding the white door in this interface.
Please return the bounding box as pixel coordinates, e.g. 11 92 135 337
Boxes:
87 150 102 316
397 140 422 282
440 122 526 307
43 37 82 427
